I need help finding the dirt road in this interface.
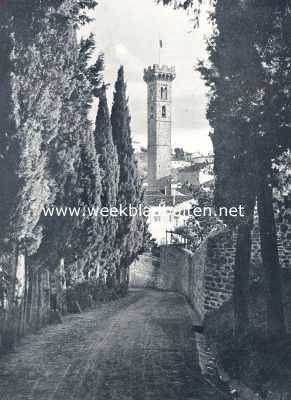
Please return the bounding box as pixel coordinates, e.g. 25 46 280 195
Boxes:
0 289 225 400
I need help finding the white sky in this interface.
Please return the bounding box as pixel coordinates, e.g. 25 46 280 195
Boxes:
81 0 213 154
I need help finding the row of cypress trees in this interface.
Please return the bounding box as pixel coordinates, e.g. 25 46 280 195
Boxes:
0 0 147 337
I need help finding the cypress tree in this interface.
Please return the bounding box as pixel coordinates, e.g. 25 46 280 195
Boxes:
253 1 291 337
94 82 120 277
111 66 145 284
0 1 75 309
111 67 138 210
199 0 259 339
198 0 291 338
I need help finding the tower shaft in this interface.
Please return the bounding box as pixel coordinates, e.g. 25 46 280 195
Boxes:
144 64 176 193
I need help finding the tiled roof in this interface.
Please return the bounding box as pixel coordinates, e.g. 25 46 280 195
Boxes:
144 191 193 207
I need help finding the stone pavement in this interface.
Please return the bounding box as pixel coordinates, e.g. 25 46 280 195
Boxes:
0 289 226 400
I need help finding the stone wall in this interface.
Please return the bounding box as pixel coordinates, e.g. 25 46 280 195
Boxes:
277 211 291 268
130 229 236 320
159 221 290 320
158 230 236 319
203 231 235 314
251 209 291 269
130 208 291 321
158 244 207 318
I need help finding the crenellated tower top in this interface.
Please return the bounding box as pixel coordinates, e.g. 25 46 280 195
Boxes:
143 64 176 83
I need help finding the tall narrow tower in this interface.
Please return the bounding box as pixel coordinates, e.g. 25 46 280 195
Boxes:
143 64 176 193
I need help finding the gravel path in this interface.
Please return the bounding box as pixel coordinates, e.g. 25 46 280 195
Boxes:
0 289 225 400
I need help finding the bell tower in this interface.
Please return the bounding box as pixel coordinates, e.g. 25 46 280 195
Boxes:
143 64 176 193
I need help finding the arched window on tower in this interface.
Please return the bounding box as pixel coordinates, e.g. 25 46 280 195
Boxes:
164 86 168 99
161 86 168 100
162 106 167 118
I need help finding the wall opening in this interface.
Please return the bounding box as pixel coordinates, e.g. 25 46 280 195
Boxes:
162 105 167 118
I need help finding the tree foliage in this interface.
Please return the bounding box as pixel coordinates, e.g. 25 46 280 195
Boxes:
0 0 102 302
156 0 214 27
111 67 147 280
94 83 120 276
198 0 291 338
0 1 150 348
